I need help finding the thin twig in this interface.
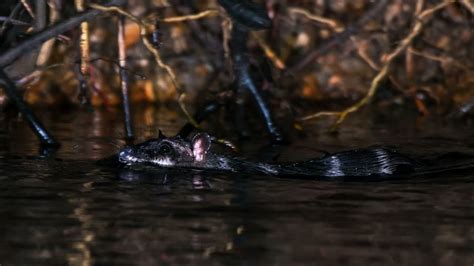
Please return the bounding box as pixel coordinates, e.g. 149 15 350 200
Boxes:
351 36 405 93
20 0 36 19
351 37 379 70
0 17 31 26
300 111 340 121
408 47 470 70
162 10 219 23
288 7 344 32
251 32 285 70
89 58 146 79
0 3 23 35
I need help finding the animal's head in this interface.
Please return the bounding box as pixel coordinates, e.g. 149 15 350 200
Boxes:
118 131 212 167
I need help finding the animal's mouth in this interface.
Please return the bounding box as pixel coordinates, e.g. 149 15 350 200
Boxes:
118 147 176 167
118 147 142 165
148 157 174 166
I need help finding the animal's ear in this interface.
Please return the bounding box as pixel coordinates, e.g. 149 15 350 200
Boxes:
158 130 166 139
192 133 211 162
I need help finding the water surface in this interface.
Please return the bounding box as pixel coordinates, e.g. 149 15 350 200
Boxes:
0 107 473 265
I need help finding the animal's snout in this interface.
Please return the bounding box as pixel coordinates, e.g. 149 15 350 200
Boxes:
118 146 135 162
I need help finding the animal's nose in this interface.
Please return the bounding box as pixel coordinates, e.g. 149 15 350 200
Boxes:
118 146 134 160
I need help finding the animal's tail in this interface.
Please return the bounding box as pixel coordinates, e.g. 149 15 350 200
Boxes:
274 147 418 178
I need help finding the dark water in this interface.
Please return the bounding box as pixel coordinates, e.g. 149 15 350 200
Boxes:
0 107 473 265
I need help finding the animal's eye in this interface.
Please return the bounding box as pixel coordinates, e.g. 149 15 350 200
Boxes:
159 143 172 155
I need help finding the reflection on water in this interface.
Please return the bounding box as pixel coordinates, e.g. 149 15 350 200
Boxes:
0 106 473 265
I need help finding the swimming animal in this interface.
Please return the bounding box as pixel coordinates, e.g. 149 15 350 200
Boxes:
116 132 418 179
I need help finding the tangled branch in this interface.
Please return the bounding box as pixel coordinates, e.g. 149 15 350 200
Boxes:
300 1 457 131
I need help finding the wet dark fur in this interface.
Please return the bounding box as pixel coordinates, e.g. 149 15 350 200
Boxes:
115 134 418 179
